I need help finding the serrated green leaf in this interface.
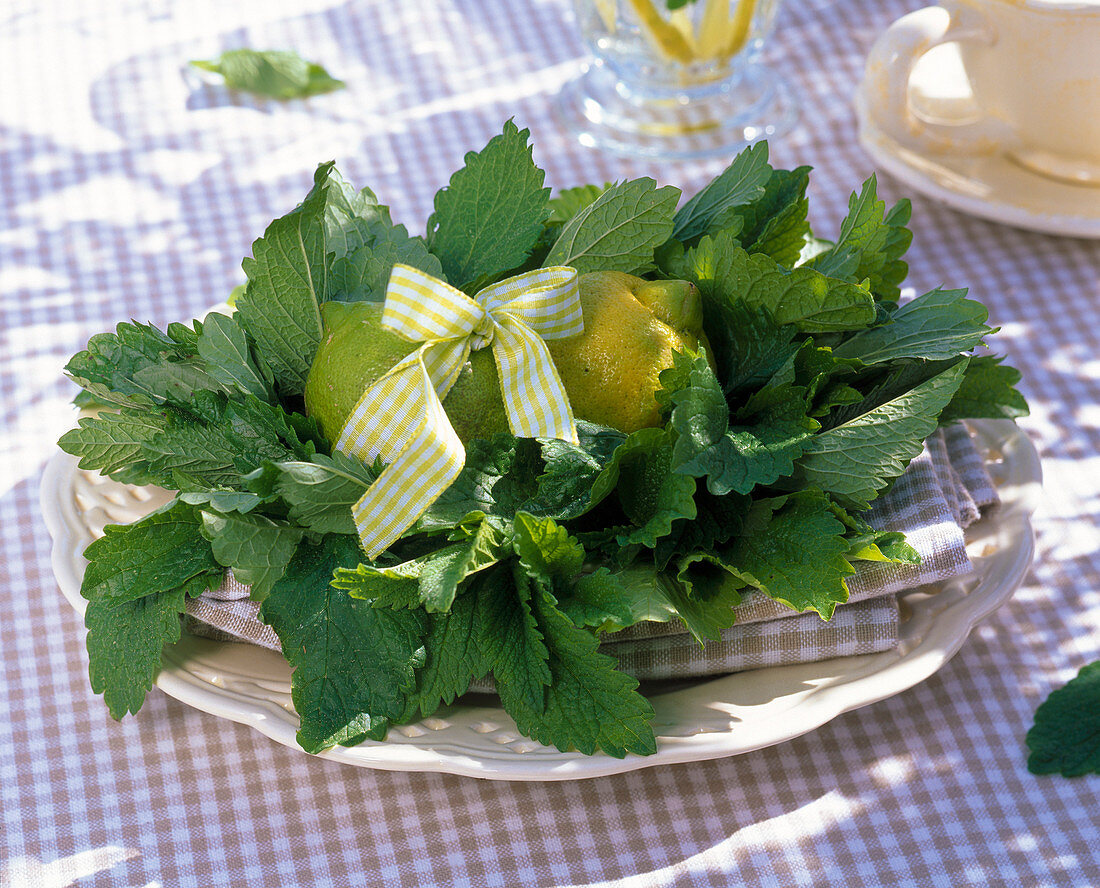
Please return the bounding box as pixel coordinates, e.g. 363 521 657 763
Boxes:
793 361 968 509
59 410 169 486
250 450 380 536
195 312 275 402
719 490 853 618
190 49 344 99
672 141 772 243
833 288 992 365
237 162 333 395
414 434 541 532
1026 661 1100 777
414 584 491 716
427 121 549 290
738 165 812 266
480 563 551 716
200 510 304 601
939 355 1029 425
260 535 426 753
805 177 912 301
85 587 189 719
684 232 876 333
545 178 681 275
547 183 612 224
512 512 585 585
520 422 626 520
80 500 221 607
500 583 656 758
336 518 509 613
65 320 226 409
591 427 697 548
329 224 444 302
664 352 817 495
141 394 315 492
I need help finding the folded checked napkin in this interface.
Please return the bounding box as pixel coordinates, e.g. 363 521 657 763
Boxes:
184 423 997 685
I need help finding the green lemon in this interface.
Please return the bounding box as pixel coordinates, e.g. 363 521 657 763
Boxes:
303 272 710 443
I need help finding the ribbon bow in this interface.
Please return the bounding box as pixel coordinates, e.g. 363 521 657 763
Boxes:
337 264 584 558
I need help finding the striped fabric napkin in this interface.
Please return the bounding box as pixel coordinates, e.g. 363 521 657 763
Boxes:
185 423 997 682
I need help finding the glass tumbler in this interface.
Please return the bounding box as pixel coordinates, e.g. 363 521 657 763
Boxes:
559 0 799 160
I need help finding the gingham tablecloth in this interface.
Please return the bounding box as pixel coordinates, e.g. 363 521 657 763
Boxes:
2 1 1098 885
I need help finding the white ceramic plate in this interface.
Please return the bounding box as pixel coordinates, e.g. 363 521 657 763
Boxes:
42 419 1040 781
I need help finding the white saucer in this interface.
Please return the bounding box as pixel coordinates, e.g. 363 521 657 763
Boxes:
855 57 1100 239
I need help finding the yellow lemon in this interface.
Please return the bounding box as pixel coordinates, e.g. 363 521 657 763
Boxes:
303 271 710 443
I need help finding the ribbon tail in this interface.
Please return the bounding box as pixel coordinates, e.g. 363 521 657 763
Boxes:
338 351 465 559
491 320 579 444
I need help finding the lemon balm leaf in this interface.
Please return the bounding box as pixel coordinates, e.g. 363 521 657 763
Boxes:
427 120 550 290
260 536 427 753
938 355 1029 425
718 489 854 618
804 176 912 302
238 163 335 396
672 141 772 244
191 49 344 100
199 511 304 602
498 581 656 758
81 500 223 719
545 177 681 276
683 231 876 333
833 288 993 365
1027 661 1100 777
793 361 968 510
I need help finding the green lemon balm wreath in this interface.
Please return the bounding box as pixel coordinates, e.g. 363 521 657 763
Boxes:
60 122 1026 758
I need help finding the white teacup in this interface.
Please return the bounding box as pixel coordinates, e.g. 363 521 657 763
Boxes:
863 0 1100 186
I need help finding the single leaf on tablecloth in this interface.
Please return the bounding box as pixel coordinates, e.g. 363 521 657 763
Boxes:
260 535 427 753
792 360 968 510
803 176 912 302
545 178 681 275
672 141 772 243
426 120 550 290
190 49 344 100
1027 661 1100 777
833 288 992 365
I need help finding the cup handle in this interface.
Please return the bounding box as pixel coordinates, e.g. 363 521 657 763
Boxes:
863 4 1013 155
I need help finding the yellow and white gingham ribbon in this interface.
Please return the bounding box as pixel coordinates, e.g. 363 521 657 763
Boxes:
337 264 584 558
